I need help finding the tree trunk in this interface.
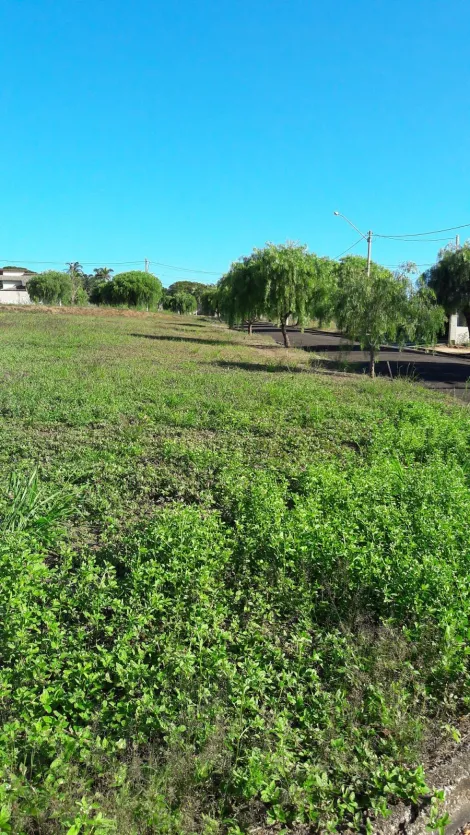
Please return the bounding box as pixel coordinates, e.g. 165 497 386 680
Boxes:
248 321 253 336
280 319 290 348
444 316 450 345
369 348 376 379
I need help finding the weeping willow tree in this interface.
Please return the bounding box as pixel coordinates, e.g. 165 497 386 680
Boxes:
258 242 334 347
217 254 266 334
219 242 334 345
335 256 445 377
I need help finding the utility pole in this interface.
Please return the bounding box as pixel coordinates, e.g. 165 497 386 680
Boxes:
456 234 460 249
367 231 373 276
144 258 149 273
334 212 372 274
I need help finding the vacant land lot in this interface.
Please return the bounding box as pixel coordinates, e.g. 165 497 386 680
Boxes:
1 307 470 834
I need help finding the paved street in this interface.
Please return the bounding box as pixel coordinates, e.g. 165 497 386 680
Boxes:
253 324 470 401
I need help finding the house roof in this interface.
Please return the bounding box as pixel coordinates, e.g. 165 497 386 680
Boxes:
1 266 36 276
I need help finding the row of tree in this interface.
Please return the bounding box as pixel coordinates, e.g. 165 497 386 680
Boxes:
26 244 470 378
215 242 447 377
160 281 219 315
28 266 163 310
27 267 215 313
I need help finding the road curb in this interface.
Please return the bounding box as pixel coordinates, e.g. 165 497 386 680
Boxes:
304 333 470 366
292 329 470 364
373 732 470 834
399 346 470 364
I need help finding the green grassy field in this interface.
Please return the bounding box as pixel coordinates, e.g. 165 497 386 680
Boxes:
1 307 470 834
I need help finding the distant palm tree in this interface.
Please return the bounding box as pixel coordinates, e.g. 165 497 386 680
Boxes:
93 266 114 283
66 262 84 277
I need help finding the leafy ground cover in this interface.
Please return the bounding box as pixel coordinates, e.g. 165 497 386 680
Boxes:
0 307 469 834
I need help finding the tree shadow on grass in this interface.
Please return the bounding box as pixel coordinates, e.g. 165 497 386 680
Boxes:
295 343 360 354
157 321 212 329
210 360 307 373
172 322 212 328
130 333 235 346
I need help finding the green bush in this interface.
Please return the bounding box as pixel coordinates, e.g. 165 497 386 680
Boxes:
28 271 73 305
2 451 470 832
74 286 89 306
91 271 163 309
168 291 198 314
199 287 219 316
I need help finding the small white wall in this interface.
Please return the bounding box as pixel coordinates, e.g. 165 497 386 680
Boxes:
0 290 31 305
449 313 469 345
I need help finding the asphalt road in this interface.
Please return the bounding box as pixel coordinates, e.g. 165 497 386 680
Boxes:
253 323 470 401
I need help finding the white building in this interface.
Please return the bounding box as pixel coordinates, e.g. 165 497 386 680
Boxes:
0 266 34 304
449 312 469 345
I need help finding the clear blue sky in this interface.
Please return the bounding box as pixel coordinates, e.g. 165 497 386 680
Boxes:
1 0 469 285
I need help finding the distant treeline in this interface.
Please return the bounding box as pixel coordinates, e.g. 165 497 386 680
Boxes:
27 265 218 315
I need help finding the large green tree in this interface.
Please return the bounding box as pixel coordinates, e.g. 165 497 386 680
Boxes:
83 266 114 294
90 281 113 305
28 271 73 305
199 287 219 317
424 244 470 330
83 267 114 295
160 289 172 311
335 256 445 377
216 274 236 325
167 281 209 302
90 271 162 309
218 243 334 344
112 271 163 309
168 291 198 314
220 254 267 335
405 278 446 346
258 243 334 347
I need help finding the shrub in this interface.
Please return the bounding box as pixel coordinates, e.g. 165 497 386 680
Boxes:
199 287 219 316
168 291 198 314
3 453 470 831
27 271 73 305
91 271 163 309
90 280 114 305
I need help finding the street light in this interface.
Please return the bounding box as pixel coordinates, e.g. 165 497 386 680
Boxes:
334 211 373 276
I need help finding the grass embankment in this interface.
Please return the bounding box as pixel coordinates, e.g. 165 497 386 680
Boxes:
0 307 469 834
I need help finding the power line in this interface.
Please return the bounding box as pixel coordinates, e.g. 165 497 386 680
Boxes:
0 258 224 275
376 236 454 244
82 260 142 265
334 236 364 260
376 222 470 239
150 261 221 275
158 272 217 284
0 259 145 266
